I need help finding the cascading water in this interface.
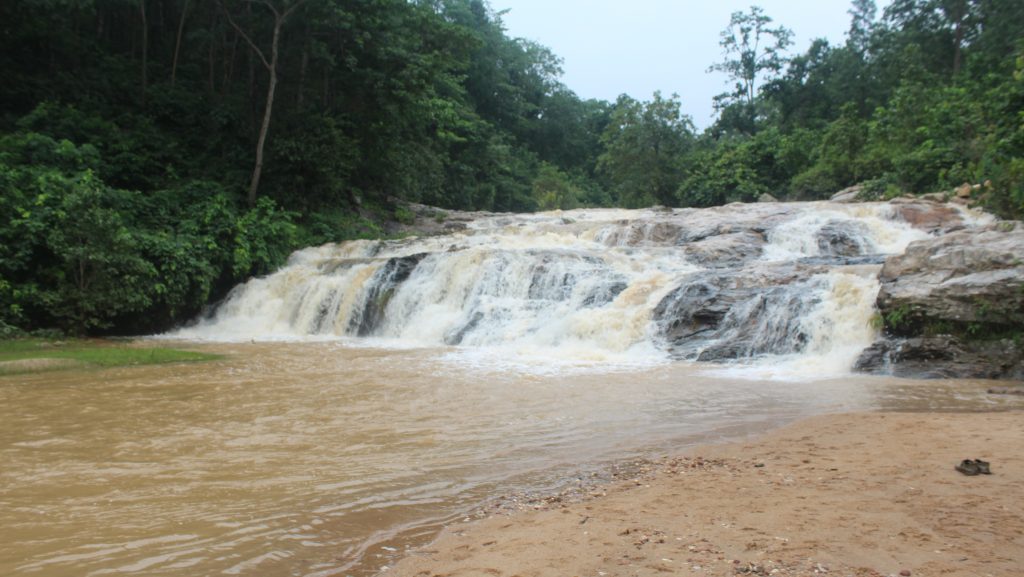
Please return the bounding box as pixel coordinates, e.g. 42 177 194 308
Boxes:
172 201 981 376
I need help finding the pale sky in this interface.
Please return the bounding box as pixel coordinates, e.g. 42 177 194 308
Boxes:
493 0 890 129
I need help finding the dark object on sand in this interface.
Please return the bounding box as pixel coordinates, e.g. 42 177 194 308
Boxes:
955 459 980 475
988 386 1024 395
956 458 992 476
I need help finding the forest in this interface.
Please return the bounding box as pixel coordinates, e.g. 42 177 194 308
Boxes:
1 0 1022 336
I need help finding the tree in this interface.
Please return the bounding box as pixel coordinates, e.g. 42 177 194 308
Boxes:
221 0 307 206
708 5 793 119
847 0 877 56
598 92 695 207
532 162 580 210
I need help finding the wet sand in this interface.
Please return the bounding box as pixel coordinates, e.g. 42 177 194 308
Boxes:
389 411 1024 577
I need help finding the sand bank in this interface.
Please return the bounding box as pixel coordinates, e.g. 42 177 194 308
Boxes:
388 412 1024 577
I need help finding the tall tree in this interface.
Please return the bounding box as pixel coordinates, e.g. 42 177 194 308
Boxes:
847 0 877 56
171 0 190 86
708 5 794 115
221 0 307 206
597 92 695 207
140 0 148 106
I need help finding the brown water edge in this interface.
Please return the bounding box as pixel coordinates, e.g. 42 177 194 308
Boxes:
1 341 1020 577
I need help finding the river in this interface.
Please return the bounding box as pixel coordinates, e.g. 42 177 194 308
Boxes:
2 343 1018 577
2 202 1018 576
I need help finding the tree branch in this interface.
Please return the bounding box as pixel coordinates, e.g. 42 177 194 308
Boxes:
281 0 308 21
219 0 271 70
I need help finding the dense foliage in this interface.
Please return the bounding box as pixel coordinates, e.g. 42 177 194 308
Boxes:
1 0 1022 334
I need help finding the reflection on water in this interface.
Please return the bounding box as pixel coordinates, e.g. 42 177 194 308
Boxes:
1 342 1019 577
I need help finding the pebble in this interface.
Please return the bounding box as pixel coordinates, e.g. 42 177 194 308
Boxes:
900 571 911 577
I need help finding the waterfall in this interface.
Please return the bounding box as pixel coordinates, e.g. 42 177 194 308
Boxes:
171 201 971 374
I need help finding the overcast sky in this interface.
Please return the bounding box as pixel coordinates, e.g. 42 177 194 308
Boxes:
493 0 890 129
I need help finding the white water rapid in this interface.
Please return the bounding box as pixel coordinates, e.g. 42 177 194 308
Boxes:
172 201 979 378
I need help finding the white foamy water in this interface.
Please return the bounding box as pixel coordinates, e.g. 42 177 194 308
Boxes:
169 200 982 377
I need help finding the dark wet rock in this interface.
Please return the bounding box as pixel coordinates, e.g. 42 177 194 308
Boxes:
350 253 428 336
989 386 1024 395
525 251 608 301
798 254 886 267
580 280 628 308
816 220 869 257
654 265 824 361
855 336 1023 380
445 311 484 345
309 288 340 334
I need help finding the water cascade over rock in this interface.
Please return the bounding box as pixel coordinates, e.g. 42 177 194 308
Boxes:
175 200 996 377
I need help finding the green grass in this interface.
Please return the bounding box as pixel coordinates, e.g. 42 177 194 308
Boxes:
0 339 221 376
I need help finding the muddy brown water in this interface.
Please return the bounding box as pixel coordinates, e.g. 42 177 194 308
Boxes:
1 342 1019 577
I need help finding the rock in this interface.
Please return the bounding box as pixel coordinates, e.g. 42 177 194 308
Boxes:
682 231 766 266
350 253 428 336
876 226 1024 327
956 183 973 198
758 193 778 203
861 224 1024 380
919 191 949 202
854 336 1007 379
816 220 870 257
830 185 864 203
599 220 685 246
888 198 967 234
988 386 1024 395
653 265 824 361
868 337 1022 380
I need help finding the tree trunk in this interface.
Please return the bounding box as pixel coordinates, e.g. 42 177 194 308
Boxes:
223 28 238 95
208 15 216 94
140 0 148 107
247 17 282 207
220 0 306 205
171 0 189 86
297 28 309 108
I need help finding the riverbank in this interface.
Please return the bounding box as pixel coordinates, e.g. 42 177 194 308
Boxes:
388 411 1024 577
0 338 221 375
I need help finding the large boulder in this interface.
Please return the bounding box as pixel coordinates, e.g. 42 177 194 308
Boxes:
857 222 1024 380
855 336 1023 381
876 224 1024 330
830 184 864 203
653 264 824 361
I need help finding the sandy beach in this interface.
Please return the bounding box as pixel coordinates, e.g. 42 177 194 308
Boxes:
388 411 1024 577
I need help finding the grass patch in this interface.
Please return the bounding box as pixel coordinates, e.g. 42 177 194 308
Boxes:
0 339 221 376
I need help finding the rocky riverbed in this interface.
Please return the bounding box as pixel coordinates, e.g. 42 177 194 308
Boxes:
402 197 1024 381
191 196 1022 381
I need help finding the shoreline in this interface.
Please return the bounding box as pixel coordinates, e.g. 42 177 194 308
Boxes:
387 411 1024 577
